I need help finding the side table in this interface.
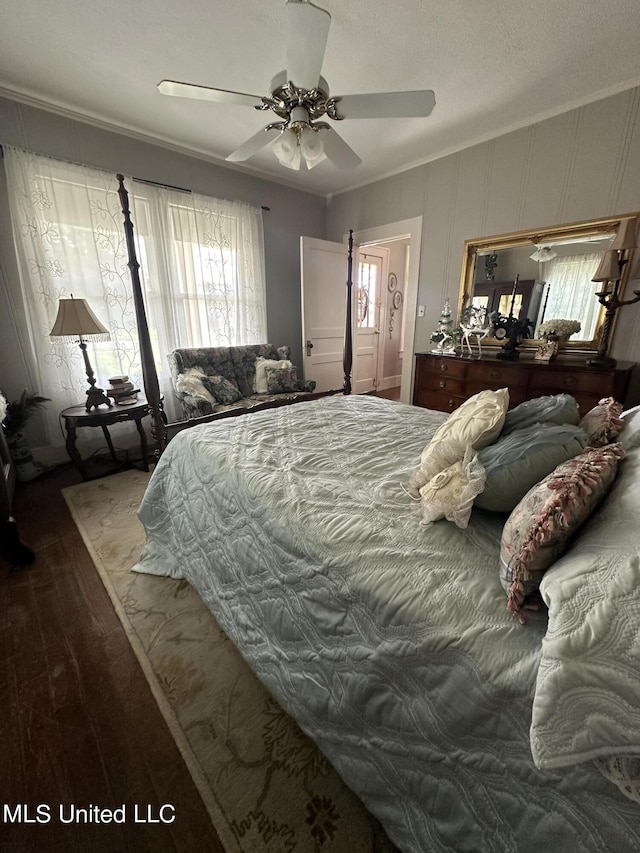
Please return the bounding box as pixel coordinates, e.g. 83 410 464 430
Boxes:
61 397 151 481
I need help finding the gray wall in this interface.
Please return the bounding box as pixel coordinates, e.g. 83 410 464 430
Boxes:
0 94 328 401
327 87 640 403
2 86 640 409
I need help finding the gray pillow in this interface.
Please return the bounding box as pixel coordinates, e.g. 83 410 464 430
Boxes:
201 374 243 405
475 422 589 512
500 394 580 437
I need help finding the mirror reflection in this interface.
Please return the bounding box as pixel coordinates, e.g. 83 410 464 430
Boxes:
473 236 613 341
459 214 633 354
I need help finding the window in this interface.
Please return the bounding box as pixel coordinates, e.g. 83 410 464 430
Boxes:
4 147 266 442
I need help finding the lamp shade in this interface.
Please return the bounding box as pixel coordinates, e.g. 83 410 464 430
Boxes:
611 217 639 251
591 250 621 283
628 250 640 282
50 296 110 342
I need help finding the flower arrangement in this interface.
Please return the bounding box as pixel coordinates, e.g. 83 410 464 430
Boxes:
536 319 581 341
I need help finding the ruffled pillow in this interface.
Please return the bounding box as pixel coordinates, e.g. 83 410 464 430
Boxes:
579 397 624 446
417 448 486 528
419 388 509 481
499 442 626 623
175 367 217 404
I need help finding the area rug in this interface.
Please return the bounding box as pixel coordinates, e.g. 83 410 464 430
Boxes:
63 469 396 853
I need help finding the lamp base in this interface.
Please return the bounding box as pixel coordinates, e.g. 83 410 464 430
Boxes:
586 355 617 368
86 386 113 411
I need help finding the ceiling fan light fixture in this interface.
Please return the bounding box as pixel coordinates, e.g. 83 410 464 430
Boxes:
272 128 301 169
530 245 557 262
300 126 326 169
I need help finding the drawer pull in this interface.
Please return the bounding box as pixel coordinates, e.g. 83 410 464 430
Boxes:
439 380 446 388
439 364 448 372
448 399 455 408
489 370 501 380
564 377 578 387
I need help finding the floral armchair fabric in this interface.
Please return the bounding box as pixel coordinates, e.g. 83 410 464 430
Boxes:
168 344 317 419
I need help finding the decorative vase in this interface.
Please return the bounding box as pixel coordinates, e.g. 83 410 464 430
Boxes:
6 430 49 482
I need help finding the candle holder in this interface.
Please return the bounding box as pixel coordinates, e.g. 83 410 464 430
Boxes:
587 283 640 367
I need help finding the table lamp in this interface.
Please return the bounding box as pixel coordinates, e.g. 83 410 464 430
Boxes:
50 295 112 410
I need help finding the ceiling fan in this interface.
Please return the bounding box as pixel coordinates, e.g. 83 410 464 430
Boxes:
158 0 436 171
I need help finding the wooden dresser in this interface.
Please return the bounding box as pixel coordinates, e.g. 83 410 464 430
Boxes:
413 352 634 414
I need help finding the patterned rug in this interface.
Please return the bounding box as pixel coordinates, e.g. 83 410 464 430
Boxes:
63 469 396 853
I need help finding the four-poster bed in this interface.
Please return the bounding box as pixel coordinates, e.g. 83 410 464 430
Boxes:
116 174 640 852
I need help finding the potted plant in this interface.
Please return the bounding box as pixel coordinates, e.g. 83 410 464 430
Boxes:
1 390 51 482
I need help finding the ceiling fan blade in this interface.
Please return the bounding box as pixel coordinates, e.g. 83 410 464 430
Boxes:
226 126 282 162
320 126 362 170
158 80 260 108
333 90 436 120
285 0 331 91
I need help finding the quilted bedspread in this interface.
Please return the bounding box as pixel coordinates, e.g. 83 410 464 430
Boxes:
135 395 640 852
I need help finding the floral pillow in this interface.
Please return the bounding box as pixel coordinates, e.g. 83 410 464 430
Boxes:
265 365 299 394
499 442 626 623
254 358 293 393
201 374 243 405
579 396 624 446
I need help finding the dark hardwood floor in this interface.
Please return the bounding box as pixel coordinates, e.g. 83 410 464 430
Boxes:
0 464 225 853
375 386 401 401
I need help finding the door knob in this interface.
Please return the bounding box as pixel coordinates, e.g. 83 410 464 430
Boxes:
306 340 314 356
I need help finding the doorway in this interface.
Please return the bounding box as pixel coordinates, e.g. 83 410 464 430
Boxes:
300 217 422 399
353 216 422 403
354 248 387 394
352 217 422 403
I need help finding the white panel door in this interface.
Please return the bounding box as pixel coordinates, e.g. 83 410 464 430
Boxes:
300 236 352 392
353 251 386 394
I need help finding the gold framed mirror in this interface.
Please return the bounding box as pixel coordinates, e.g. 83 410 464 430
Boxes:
458 212 639 356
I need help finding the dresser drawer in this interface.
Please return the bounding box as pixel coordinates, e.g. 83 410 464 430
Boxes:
529 369 612 396
470 362 528 388
416 390 466 413
420 357 468 379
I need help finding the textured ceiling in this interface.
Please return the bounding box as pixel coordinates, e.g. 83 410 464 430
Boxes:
1 0 640 197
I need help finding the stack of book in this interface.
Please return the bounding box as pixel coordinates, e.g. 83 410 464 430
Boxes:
107 375 139 405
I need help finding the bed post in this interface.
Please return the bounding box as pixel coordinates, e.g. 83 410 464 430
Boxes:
116 174 167 459
343 229 354 395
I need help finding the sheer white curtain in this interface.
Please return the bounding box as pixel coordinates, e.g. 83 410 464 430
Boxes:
4 147 266 447
540 252 601 339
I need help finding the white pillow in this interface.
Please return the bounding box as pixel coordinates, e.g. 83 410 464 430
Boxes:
175 367 217 404
620 404 640 451
254 358 292 393
418 448 486 528
419 388 509 480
